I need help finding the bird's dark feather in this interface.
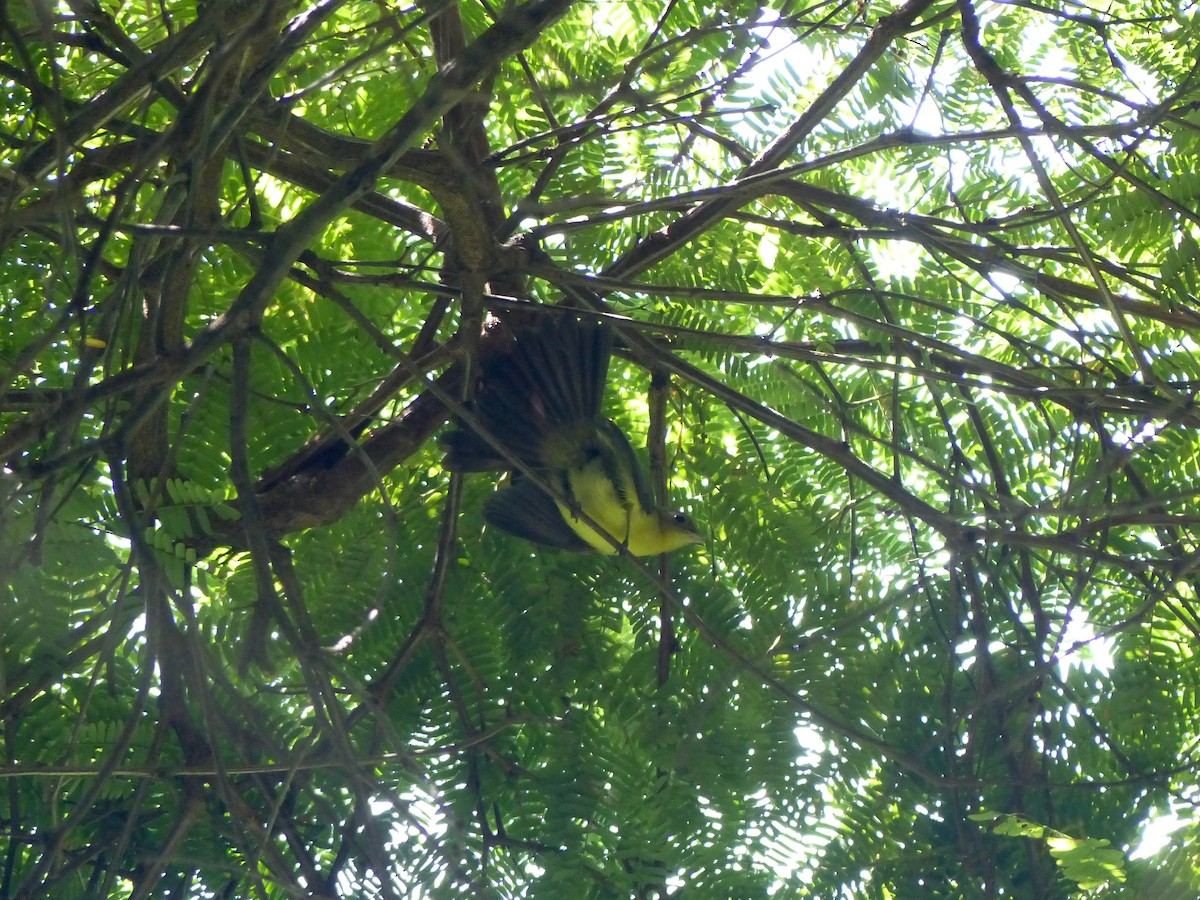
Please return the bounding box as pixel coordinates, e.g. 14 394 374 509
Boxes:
483 475 593 551
442 315 612 472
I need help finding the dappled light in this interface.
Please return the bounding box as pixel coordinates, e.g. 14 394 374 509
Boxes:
3 0 1200 896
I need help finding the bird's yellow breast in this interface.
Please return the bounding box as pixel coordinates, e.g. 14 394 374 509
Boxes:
557 459 695 556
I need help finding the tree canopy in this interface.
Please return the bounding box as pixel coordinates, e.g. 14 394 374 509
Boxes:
3 0 1200 896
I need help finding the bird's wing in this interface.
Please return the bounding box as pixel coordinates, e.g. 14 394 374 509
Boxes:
443 315 613 472
513 314 611 427
595 417 656 513
483 474 594 552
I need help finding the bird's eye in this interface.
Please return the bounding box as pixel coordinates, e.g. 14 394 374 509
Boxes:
674 512 691 527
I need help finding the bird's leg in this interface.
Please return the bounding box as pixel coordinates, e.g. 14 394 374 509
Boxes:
557 469 584 521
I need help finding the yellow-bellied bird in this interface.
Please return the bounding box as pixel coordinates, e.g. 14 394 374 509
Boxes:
443 315 702 555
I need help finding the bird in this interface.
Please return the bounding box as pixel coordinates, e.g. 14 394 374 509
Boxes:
442 314 702 556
